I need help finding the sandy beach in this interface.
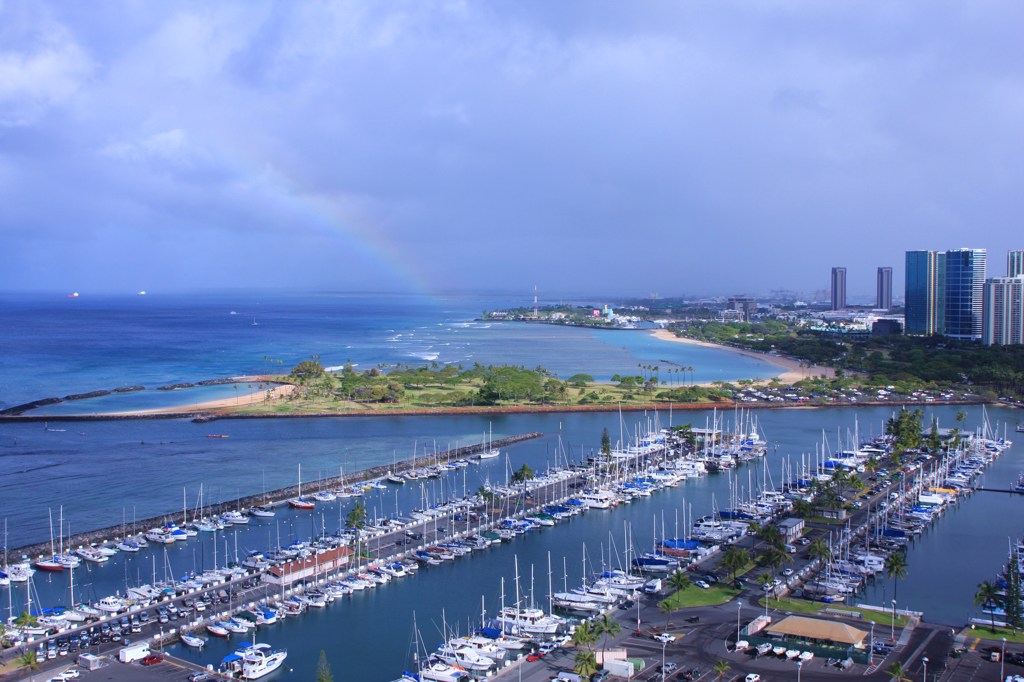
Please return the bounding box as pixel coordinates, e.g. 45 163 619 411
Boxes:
111 381 296 416
650 329 834 384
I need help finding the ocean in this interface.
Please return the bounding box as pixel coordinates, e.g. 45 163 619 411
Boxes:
0 292 781 413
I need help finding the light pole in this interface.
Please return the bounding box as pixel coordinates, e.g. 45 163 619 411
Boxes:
797 659 803 682
869 621 875 666
891 599 897 641
736 600 742 647
922 655 927 681
661 640 667 682
1001 637 1007 681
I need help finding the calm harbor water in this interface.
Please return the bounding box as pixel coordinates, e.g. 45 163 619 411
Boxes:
2 405 1022 680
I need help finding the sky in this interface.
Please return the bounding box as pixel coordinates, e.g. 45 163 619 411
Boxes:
1 1 1021 299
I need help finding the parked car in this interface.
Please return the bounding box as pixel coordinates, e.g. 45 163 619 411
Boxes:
654 633 677 643
140 653 164 666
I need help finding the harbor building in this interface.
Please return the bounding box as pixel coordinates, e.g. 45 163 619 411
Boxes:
876 266 892 310
944 248 986 340
1008 250 1024 278
982 275 1024 346
905 250 945 335
830 267 847 311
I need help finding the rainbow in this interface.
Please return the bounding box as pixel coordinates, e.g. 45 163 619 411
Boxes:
232 156 437 294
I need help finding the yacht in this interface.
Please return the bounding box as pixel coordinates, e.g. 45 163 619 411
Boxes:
240 644 287 680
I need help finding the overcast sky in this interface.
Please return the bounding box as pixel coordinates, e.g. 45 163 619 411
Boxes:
1 1 1021 298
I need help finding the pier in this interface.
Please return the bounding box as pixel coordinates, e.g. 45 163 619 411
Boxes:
8 432 543 561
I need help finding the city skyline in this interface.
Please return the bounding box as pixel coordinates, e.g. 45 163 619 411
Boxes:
1 2 1022 296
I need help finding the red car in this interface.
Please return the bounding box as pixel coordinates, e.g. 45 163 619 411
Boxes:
140 653 164 666
526 652 544 662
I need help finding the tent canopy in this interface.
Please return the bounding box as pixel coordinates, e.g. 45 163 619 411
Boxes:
765 615 868 646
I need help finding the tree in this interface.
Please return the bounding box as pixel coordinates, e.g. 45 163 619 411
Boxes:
1007 551 1024 632
573 648 599 680
886 660 911 682
658 599 674 628
601 427 612 455
885 551 909 604
346 499 368 531
791 498 814 518
593 612 622 669
720 546 749 581
756 523 782 548
572 620 597 650
17 650 40 672
316 650 334 682
759 545 792 574
666 570 692 595
974 580 1002 634
808 538 831 565
14 611 37 628
290 359 326 382
712 659 731 680
510 463 535 484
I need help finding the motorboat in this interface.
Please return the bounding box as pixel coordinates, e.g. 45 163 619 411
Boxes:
181 633 207 648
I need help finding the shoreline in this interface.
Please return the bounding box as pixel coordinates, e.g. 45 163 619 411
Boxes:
649 328 835 383
0 398 986 423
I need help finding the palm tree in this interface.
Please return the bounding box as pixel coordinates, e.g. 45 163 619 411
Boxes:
658 599 674 629
759 544 792 574
886 660 911 682
17 650 40 672
808 537 831 565
573 648 600 681
756 523 782 548
974 580 1002 634
712 659 731 680
572 620 598 650
593 612 622 668
14 611 37 628
885 551 909 604
666 570 692 603
720 546 749 581
791 498 814 518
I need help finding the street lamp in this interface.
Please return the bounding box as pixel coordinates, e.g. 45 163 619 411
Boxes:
869 621 875 666
797 659 803 682
737 600 742 647
922 655 927 681
1001 637 1007 682
891 599 897 641
661 640 668 682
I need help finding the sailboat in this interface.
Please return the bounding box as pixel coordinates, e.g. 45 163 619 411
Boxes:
478 424 499 459
251 471 276 517
288 464 315 509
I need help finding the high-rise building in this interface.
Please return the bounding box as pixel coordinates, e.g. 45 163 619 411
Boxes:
982 276 1024 345
905 251 945 335
876 266 892 310
944 248 986 340
1008 250 1024 278
830 267 846 311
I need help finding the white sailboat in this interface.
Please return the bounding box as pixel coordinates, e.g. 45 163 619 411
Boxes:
478 423 499 459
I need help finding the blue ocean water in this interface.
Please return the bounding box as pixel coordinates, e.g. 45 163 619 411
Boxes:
0 292 781 413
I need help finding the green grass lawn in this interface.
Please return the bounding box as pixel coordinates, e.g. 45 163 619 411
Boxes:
660 584 740 610
960 624 1024 644
761 596 910 627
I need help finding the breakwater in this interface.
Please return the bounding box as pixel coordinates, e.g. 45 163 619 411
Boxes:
9 431 542 560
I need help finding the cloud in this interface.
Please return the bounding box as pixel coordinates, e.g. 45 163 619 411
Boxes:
1 1 1022 296
0 5 93 126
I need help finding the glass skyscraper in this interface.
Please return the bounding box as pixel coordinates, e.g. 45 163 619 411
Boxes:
944 248 986 340
904 251 945 335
